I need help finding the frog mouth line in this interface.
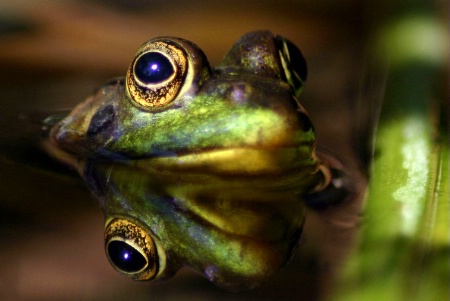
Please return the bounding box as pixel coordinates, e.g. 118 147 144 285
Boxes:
140 146 319 175
46 138 320 176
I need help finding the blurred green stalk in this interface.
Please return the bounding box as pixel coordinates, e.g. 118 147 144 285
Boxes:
332 1 449 300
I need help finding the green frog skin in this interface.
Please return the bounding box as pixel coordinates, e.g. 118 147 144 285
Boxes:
48 30 340 290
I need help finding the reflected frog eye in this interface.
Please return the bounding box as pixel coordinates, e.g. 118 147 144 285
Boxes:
274 35 308 97
126 39 188 109
104 218 163 280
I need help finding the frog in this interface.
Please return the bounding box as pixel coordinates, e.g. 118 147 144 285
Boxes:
47 30 346 290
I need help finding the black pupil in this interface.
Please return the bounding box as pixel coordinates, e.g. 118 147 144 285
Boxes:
107 240 147 273
134 52 174 84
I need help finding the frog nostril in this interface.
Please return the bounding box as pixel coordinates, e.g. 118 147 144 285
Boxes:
87 105 116 136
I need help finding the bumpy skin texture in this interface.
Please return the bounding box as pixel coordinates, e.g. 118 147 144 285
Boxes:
49 30 325 290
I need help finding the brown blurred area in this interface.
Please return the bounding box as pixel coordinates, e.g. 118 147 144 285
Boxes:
0 0 370 300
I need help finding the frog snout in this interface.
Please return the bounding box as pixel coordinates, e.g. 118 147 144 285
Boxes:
49 103 118 155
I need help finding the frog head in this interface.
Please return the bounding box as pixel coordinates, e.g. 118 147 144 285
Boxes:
49 30 325 290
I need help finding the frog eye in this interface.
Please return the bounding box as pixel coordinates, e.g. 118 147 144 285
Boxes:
104 218 163 280
126 39 188 109
274 35 307 97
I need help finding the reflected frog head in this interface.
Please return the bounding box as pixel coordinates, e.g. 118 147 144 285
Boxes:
48 30 329 290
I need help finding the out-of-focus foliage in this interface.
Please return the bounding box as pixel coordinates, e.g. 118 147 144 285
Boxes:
333 1 449 300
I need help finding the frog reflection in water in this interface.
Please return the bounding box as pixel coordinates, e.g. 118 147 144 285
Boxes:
48 31 347 290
